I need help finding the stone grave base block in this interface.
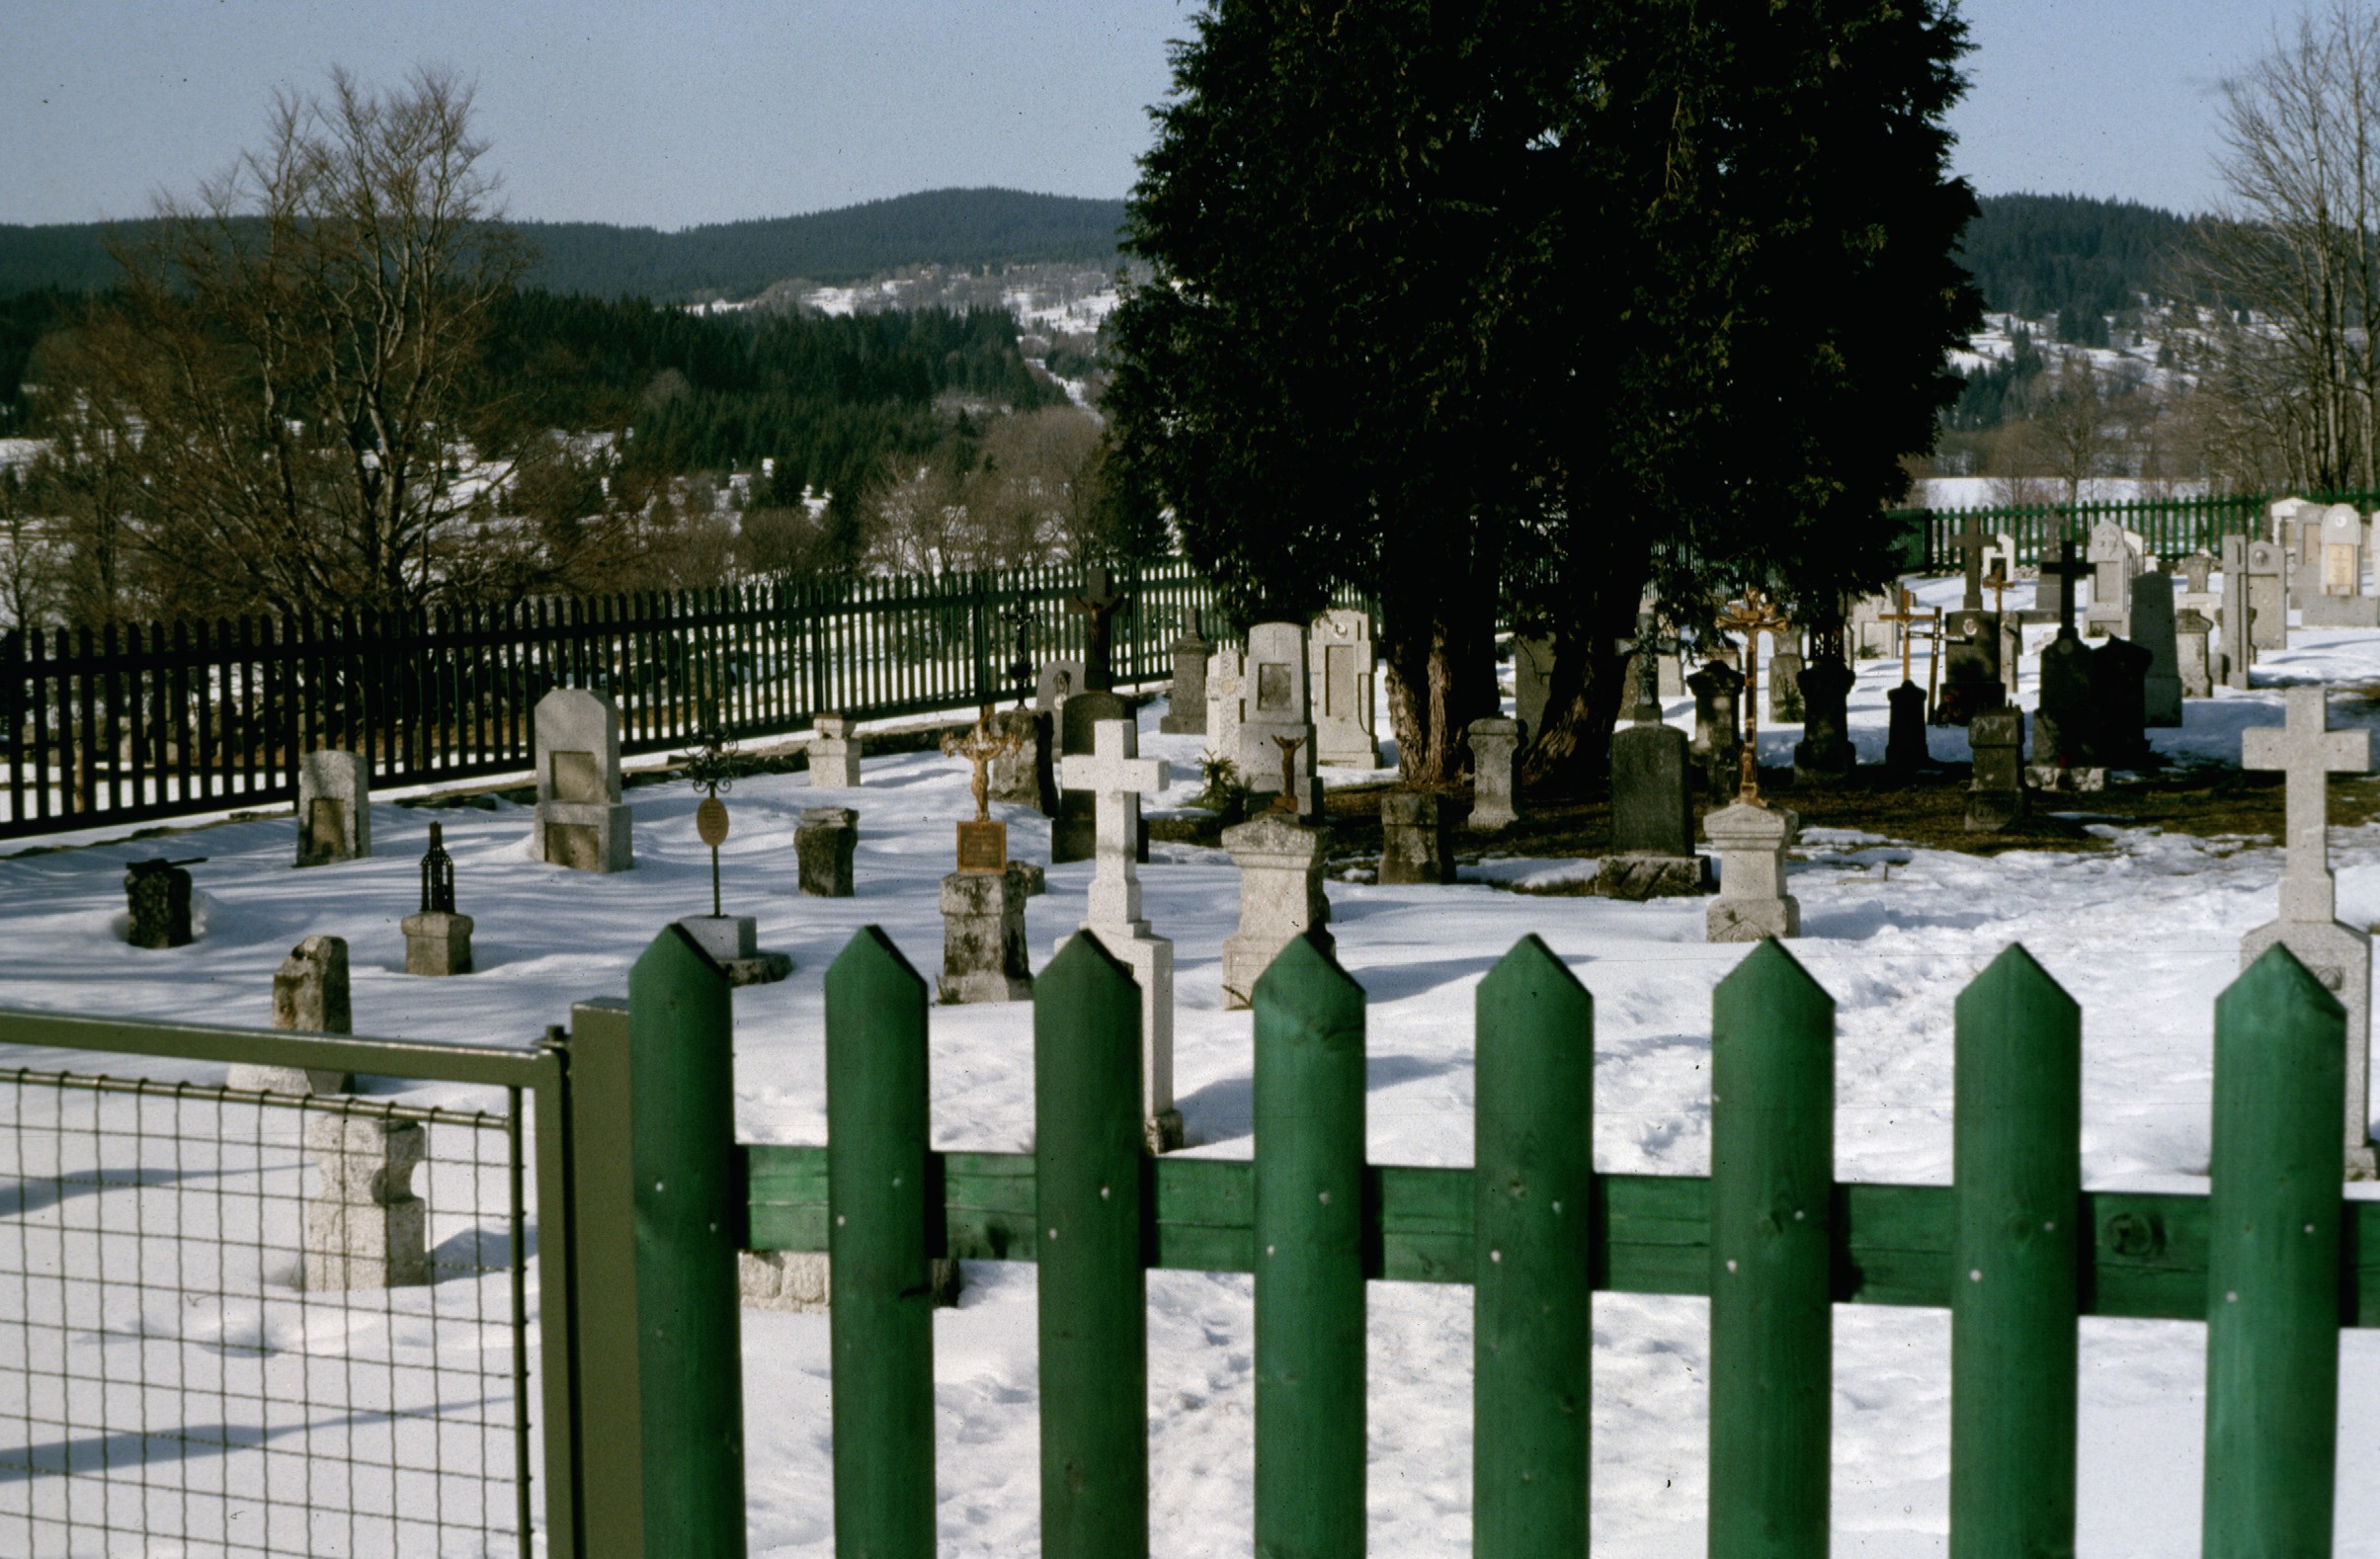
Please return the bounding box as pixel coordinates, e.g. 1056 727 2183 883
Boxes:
2301 595 2380 628
1595 854 1714 901
2241 917 2375 1177
1704 800 1799 943
795 808 860 898
1223 927 1338 1012
402 911 474 976
939 870 1032 1003
2024 765 2107 793
677 916 793 987
739 1250 960 1313
304 1197 429 1290
228 1063 354 1095
1706 893 1800 943
1007 861 1046 898
536 802 633 871
1964 789 2029 833
2144 676 2184 727
1081 924 1181 1153
1935 680 2007 728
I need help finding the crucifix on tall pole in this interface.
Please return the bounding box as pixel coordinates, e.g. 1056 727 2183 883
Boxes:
1067 564 1133 692
1714 589 1793 805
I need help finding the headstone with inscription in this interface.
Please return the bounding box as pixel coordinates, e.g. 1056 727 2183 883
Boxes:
2303 504 2380 626
1160 625 1214 734
2132 573 2183 726
1965 706 2027 832
532 689 633 871
1239 620 1318 817
2085 520 2137 637
1308 608 1379 767
295 749 370 867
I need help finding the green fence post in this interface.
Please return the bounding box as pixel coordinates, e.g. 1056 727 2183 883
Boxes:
1034 933 1150 1557
1948 944 2080 1556
2202 944 2345 1557
827 928 936 1557
1253 934 1367 1559
1708 940 1835 1559
1473 936 1593 1559
568 926 748 1559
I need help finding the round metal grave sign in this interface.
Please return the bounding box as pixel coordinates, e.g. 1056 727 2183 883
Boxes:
696 796 731 847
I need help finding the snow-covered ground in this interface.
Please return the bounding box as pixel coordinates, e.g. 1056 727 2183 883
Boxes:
9 583 2380 1554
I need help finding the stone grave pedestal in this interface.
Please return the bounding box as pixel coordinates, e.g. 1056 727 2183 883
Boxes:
795 806 858 897
1466 717 1519 832
1160 627 1213 734
939 870 1032 1003
1220 814 1333 1010
676 915 792 986
2085 521 2137 638
1704 802 1800 943
1379 792 1454 884
230 936 354 1094
808 714 862 786
295 749 370 867
533 689 633 871
403 911 473 976
303 1112 428 1290
1965 707 2028 833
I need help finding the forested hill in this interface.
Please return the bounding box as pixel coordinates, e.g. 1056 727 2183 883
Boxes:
1955 193 2196 345
0 187 1128 300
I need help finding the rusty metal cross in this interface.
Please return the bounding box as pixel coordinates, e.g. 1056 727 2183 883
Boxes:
942 705 1020 824
1713 589 1793 806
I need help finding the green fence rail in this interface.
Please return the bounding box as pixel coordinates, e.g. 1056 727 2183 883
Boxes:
747 926 2358 1556
1899 489 2380 572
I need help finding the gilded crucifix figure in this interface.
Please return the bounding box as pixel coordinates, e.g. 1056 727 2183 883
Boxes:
1713 588 1793 806
942 705 1021 824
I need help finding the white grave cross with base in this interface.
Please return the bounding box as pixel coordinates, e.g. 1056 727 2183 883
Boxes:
1063 718 1184 1151
2241 684 2377 1176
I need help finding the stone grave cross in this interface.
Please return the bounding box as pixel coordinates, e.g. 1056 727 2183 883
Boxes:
2038 538 2093 638
1067 565 1133 692
1073 717 1170 928
1878 587 1927 686
2244 685 2372 925
1714 589 1792 804
1950 512 1994 610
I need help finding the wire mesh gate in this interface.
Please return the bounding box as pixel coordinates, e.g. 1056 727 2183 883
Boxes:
0 1013 581 1559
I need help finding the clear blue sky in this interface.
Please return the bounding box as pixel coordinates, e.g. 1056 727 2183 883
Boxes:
0 0 2309 229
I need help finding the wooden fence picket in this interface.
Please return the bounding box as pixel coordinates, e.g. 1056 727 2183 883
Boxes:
1034 933 1151 1557
1708 940 1835 1559
1253 933 1368 1559
1472 936 1595 1557
825 927 937 1557
2203 944 2347 1556
1949 944 2081 1552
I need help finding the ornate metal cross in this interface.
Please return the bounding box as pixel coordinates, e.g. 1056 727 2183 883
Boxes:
1067 564 1133 692
1714 589 1793 805
1878 586 1928 687
676 726 741 918
942 706 1021 825
999 604 1037 709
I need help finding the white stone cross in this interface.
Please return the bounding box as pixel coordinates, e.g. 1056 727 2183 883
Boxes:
2244 685 2372 924
1069 718 1170 930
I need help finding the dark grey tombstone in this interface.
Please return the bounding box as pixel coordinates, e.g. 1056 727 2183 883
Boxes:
1513 636 1555 743
1610 721 1694 858
795 807 858 897
124 860 197 949
1937 609 2007 726
1965 707 2028 832
2032 630 2097 766
2091 636 2154 769
1886 681 1930 775
1053 691 1130 863
1792 658 1857 785
1767 650 1806 723
1378 792 1454 884
1686 663 1745 801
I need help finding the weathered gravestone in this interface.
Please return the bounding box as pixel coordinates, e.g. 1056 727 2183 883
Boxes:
403 822 473 976
986 707 1056 813
1767 646 1806 724
1791 644 1857 786
1068 717 1182 1152
1308 608 1379 767
807 713 863 787
1206 643 1248 780
123 858 199 948
2240 685 2378 1177
2131 573 2183 726
295 749 370 867
2248 536 2289 653
2085 520 2136 637
2304 504 2380 626
1239 620 1318 817
1705 800 1799 942
2274 495 2329 605
1160 624 1214 734
939 861 1032 1006
1965 707 2028 833
229 936 354 1095
1220 813 1333 1011
1937 608 2007 726
1600 649 1710 899
1466 716 1519 832
2220 533 2256 690
2179 550 2220 620
532 689 633 871
1686 662 1744 802
303 1110 428 1290
1036 660 1086 720
1513 635 1555 743
2092 636 2154 770
2175 608 2215 699
1379 791 1454 885
795 806 858 897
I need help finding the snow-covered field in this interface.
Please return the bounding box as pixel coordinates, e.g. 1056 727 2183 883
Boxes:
9 577 2380 1554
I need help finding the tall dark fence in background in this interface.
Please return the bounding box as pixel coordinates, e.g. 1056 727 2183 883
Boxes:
1901 488 2380 571
0 559 1233 842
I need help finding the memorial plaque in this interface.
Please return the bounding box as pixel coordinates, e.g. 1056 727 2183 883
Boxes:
1324 644 1354 715
956 819 1008 873
2328 543 2359 596
546 823 603 870
1258 663 1292 711
696 796 730 847
307 798 346 859
550 749 606 803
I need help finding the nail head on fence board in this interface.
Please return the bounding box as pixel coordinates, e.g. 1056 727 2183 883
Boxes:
826 926 935 1557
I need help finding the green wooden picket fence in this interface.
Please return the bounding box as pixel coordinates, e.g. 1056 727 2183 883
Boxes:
1901 488 2380 571
609 926 2352 1559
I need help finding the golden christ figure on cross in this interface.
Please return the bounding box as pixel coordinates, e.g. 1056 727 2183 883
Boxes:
1714 588 1793 807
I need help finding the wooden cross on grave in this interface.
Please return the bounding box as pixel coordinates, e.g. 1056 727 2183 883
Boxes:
2038 537 2094 639
2243 685 2373 926
1713 588 1793 805
1982 562 2010 615
1878 586 1928 688
943 706 1022 870
1067 564 1133 692
1950 512 1995 611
